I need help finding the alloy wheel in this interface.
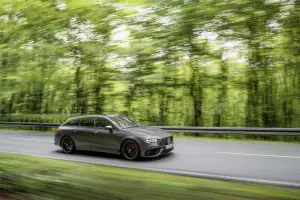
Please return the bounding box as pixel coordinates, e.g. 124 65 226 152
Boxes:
62 137 75 154
122 140 139 160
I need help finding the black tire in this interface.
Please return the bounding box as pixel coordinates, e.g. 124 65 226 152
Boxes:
121 140 140 160
61 136 76 154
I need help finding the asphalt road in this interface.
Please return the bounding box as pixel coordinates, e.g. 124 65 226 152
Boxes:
1 130 300 188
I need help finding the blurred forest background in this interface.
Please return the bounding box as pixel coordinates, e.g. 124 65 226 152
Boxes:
0 0 300 128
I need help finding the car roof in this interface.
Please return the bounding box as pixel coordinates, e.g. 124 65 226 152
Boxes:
67 114 125 120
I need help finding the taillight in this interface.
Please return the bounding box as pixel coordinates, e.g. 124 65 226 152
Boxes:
55 127 59 133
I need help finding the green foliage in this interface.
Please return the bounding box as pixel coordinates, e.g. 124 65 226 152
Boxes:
0 0 299 128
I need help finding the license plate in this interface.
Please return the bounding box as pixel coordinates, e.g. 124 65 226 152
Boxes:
165 143 173 149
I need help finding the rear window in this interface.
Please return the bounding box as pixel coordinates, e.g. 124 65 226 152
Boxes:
78 118 94 127
63 119 76 126
63 117 94 127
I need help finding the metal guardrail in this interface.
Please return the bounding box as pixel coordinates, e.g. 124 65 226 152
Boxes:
0 122 300 135
152 126 300 135
0 122 60 128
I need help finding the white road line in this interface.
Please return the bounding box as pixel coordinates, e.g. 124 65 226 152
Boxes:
217 152 300 159
1 150 300 188
10 138 52 142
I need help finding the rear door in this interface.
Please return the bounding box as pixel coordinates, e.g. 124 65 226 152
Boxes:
70 117 96 150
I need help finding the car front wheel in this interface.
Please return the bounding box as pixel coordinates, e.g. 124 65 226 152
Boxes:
121 140 140 160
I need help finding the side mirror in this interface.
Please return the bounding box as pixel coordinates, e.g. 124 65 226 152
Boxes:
105 125 113 132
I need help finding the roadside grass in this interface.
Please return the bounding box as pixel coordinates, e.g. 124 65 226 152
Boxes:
1 153 300 200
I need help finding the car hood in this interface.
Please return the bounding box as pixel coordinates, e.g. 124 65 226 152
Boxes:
123 126 171 138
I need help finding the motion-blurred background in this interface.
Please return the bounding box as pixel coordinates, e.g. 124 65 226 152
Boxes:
0 0 299 128
2 1 300 199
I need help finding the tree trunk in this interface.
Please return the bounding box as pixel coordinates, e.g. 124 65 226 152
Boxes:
213 59 228 127
190 66 203 127
125 82 136 116
159 86 168 125
71 46 87 115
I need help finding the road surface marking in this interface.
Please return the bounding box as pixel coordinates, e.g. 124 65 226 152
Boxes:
217 152 300 159
1 150 300 188
11 138 51 142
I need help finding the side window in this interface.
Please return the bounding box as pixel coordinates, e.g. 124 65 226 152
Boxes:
71 119 80 126
78 117 94 127
94 118 112 128
64 119 76 126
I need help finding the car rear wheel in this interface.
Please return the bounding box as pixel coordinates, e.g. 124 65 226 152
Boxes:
121 140 140 160
61 137 75 154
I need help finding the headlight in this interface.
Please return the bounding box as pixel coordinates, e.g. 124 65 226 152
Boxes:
143 139 158 143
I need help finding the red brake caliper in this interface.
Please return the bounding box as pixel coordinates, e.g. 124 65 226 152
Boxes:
133 144 137 153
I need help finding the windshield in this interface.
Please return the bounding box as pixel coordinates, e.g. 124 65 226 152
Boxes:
108 115 141 129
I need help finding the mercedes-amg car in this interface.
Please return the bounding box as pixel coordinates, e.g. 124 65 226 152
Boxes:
54 114 174 160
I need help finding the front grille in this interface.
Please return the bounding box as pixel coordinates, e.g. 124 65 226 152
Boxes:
159 136 173 145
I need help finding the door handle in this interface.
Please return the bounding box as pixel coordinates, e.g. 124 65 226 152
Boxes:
73 129 77 132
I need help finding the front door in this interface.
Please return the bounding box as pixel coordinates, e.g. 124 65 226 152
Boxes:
92 117 122 153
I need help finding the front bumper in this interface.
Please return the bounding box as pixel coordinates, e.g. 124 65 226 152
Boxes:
141 143 174 157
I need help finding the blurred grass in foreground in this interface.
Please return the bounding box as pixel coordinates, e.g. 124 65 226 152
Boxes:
1 153 300 200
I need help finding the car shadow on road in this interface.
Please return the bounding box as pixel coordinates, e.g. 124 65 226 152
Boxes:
54 149 121 159
53 149 174 162
137 153 175 162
